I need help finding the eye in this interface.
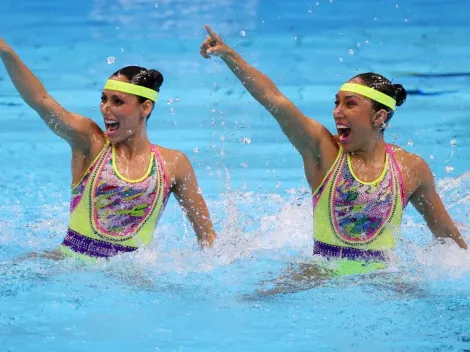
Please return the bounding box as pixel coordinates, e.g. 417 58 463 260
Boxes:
334 100 339 107
113 97 124 105
100 95 107 104
346 100 357 107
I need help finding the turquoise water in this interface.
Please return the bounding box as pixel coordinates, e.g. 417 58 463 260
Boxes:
1 0 470 350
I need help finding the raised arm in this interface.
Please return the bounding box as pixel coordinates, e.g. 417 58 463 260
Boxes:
172 152 217 249
0 38 101 149
410 158 467 249
200 25 333 157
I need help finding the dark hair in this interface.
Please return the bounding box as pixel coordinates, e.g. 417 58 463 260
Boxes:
112 66 164 119
351 72 407 131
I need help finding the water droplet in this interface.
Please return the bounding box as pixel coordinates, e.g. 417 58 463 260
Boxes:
429 154 434 160
445 166 454 173
339 57 344 62
450 139 456 146
154 3 159 7
276 182 281 189
240 30 246 37
106 56 116 64
316 2 319 5
404 18 408 23
241 137 251 144
407 140 413 146
170 108 175 114
241 163 248 168
116 26 120 30
167 99 173 105
308 9 312 13
395 4 399 8
365 40 369 44
193 148 199 153
348 49 354 55
197 187 203 194
356 42 362 48
120 48 125 52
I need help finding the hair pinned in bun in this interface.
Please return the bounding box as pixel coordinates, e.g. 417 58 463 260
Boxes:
392 84 407 106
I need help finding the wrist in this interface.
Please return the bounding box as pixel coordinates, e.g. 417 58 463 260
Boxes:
220 47 238 62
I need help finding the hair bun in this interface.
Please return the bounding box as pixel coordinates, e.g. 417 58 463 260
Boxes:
393 84 407 106
147 69 164 92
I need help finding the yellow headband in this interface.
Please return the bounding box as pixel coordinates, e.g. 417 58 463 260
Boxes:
104 80 158 102
339 83 396 110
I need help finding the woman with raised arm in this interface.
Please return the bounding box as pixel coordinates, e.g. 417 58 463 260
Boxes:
1 38 216 260
200 25 466 275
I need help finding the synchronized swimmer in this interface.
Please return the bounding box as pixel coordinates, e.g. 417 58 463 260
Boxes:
200 25 467 275
0 39 217 261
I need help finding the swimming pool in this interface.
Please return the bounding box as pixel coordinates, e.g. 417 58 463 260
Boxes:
1 0 470 350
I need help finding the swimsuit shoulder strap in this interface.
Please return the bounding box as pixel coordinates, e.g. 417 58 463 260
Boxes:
386 144 407 208
151 144 170 201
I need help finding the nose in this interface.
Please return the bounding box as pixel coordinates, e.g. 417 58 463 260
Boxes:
101 100 111 115
333 104 343 119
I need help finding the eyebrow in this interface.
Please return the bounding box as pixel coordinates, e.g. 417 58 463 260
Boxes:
102 92 124 99
335 94 359 99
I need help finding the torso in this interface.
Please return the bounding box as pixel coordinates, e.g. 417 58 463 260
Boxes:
311 144 406 253
62 138 188 259
305 137 425 261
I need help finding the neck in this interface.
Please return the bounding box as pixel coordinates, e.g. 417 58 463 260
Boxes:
350 135 387 164
113 128 151 160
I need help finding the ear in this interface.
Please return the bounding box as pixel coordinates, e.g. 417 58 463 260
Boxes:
140 100 154 119
372 109 388 128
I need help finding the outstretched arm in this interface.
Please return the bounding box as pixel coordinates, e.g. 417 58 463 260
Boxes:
0 38 101 149
410 158 467 249
172 153 217 248
200 25 333 157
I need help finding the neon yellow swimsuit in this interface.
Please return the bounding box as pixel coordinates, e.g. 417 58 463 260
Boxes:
59 143 169 260
312 145 406 273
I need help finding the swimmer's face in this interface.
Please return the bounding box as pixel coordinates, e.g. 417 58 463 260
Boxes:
333 78 387 152
100 75 153 143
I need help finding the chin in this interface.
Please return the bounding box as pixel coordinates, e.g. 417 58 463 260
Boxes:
339 141 357 153
105 133 122 144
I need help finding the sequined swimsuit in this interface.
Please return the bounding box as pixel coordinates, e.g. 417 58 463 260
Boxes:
60 143 169 259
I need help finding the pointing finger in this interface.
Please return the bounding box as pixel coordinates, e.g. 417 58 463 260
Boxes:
205 25 219 40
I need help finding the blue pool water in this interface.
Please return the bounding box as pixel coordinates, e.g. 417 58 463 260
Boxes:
1 0 470 350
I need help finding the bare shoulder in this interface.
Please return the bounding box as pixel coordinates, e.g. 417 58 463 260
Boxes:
389 144 434 184
154 146 193 180
155 145 189 165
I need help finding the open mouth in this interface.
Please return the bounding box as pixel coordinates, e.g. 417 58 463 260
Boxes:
105 120 120 136
337 124 351 142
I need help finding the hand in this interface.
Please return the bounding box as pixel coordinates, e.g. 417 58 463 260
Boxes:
200 25 231 59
